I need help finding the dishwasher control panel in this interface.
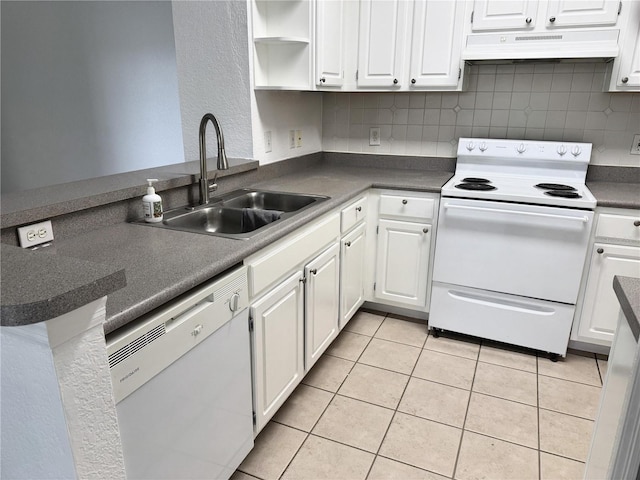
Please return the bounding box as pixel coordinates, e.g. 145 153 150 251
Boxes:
106 266 249 403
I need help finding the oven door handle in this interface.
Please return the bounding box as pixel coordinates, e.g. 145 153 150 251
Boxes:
443 203 590 223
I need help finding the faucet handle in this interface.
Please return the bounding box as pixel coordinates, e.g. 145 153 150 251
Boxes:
209 172 219 192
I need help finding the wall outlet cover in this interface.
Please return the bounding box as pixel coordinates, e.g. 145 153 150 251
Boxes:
369 127 381 146
289 130 296 149
264 131 272 153
17 220 54 248
631 134 640 155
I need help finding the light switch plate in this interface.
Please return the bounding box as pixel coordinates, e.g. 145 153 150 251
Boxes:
17 220 54 248
369 127 381 146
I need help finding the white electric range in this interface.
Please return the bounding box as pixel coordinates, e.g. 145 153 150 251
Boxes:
430 138 596 358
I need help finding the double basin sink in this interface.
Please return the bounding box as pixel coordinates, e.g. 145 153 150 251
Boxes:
141 189 329 240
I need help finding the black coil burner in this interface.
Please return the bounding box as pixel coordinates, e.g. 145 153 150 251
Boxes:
462 177 492 184
455 177 496 191
535 183 577 191
455 183 496 191
544 190 582 199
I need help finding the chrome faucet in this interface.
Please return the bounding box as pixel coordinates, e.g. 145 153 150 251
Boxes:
198 113 229 205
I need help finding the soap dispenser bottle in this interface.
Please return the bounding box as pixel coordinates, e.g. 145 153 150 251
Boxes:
142 179 163 223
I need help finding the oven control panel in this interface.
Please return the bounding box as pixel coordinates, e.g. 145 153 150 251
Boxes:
459 138 592 162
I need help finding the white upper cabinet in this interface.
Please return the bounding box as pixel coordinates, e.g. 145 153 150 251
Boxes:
357 0 409 88
250 0 313 90
607 0 640 90
409 0 466 88
316 0 345 87
471 0 619 31
463 0 624 60
545 0 620 28
471 0 539 31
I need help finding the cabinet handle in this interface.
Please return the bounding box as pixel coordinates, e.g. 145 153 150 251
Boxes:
634 220 640 226
310 268 317 275
411 78 416 84
320 77 326 83
393 78 398 84
345 241 351 247
356 206 362 212
597 248 604 254
402 199 408 205
549 16 556 22
423 228 429 233
622 77 629 84
525 17 532 24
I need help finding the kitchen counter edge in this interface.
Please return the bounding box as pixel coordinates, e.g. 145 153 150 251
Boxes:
613 275 640 342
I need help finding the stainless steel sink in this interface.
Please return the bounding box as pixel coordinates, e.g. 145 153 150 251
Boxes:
137 189 329 240
221 190 320 212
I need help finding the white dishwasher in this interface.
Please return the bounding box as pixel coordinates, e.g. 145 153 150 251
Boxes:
106 266 253 480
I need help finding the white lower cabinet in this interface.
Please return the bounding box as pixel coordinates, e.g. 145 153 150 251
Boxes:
369 190 438 312
305 243 340 370
247 211 341 434
573 208 640 348
340 222 366 328
374 218 431 308
250 271 304 433
576 244 640 346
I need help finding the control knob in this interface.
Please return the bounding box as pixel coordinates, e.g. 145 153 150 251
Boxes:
571 145 582 157
479 142 488 152
516 143 526 154
557 145 567 156
466 141 475 151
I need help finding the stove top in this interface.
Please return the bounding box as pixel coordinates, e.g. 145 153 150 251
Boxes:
443 138 597 210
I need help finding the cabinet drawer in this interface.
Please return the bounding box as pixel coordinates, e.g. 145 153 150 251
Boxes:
341 195 367 233
596 213 640 242
246 212 340 298
379 193 435 221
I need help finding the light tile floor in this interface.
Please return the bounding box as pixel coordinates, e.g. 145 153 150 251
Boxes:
235 310 606 480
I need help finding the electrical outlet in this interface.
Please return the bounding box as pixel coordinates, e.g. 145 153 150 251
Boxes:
295 129 303 148
264 131 272 153
369 127 381 146
289 130 296 149
631 134 640 155
17 220 54 248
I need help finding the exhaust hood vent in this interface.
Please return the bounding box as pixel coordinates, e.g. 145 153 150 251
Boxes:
462 29 619 61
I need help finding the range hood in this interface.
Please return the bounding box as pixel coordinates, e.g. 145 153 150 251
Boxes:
462 29 619 61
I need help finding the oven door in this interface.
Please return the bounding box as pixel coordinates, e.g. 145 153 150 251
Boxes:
432 198 594 304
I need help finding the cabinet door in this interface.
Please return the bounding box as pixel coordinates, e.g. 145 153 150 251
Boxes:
409 0 465 88
471 0 538 31
545 0 620 27
577 244 640 346
375 219 431 308
340 223 366 329
316 0 345 87
251 271 304 433
610 1 640 89
305 243 340 371
357 0 409 88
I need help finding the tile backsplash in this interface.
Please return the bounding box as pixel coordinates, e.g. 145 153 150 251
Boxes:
322 63 640 167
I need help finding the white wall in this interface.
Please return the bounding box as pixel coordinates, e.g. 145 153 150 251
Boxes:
1 1 185 193
172 1 254 162
322 63 640 167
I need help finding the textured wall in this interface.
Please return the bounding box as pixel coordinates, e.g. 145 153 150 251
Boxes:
1 1 185 193
49 300 125 479
172 1 253 162
322 63 640 167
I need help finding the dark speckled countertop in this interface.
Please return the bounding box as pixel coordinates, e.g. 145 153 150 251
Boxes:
1 165 451 333
587 181 640 209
